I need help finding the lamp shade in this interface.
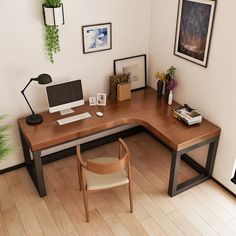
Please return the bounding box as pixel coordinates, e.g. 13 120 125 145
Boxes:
21 74 52 125
36 74 52 84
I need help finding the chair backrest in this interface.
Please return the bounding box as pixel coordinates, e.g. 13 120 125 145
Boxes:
77 138 130 175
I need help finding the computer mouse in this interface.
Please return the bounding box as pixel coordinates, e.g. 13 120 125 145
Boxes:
96 112 103 117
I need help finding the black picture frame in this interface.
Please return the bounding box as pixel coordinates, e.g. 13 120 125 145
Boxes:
113 54 147 91
174 0 216 67
82 22 112 54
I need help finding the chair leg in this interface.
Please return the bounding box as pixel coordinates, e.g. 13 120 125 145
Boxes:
78 166 83 191
128 181 133 213
82 186 89 222
77 158 82 191
81 171 89 222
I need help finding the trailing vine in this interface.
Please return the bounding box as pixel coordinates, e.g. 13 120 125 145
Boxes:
44 0 62 63
45 26 60 63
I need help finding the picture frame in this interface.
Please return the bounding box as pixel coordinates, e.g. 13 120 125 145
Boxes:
82 22 112 54
97 93 107 106
89 96 97 106
174 0 216 67
114 54 147 91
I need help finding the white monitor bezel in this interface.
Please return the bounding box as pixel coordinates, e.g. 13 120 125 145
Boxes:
46 80 84 113
48 99 84 113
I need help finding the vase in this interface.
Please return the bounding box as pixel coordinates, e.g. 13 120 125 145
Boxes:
157 80 164 98
168 90 173 105
164 75 171 102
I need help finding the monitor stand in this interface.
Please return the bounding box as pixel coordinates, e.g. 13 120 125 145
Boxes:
60 108 75 116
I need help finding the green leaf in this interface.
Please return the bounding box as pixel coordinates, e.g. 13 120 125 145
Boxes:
45 25 60 63
0 115 13 160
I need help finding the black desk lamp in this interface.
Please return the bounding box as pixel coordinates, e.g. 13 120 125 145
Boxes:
21 74 52 125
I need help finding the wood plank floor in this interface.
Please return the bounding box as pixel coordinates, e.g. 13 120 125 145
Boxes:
0 132 236 236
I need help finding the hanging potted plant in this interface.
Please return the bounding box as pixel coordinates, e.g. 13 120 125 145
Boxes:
0 115 13 161
42 0 65 63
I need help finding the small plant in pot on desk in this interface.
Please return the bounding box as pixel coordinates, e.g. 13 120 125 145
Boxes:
167 78 177 105
164 66 176 102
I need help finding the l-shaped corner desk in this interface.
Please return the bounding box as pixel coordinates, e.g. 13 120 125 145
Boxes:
18 87 221 197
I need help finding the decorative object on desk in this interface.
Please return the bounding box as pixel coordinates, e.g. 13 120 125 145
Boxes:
21 74 52 125
117 82 131 101
0 115 13 161
114 54 147 91
174 0 216 67
43 0 65 63
97 93 107 106
89 97 97 106
165 66 176 102
109 73 130 100
167 79 177 105
155 72 165 98
82 23 112 54
173 104 202 125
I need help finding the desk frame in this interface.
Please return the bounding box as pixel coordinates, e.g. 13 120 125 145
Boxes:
19 126 219 198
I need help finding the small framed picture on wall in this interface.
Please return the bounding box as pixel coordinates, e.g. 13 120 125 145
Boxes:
82 23 112 54
97 93 107 106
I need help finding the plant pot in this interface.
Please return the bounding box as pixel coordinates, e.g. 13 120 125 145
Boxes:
157 80 163 98
42 4 65 26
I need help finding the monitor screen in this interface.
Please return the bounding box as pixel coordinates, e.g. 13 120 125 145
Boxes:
46 80 84 113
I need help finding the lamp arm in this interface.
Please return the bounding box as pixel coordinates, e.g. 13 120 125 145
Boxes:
21 79 35 115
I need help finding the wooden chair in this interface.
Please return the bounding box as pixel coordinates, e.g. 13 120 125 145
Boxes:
76 138 133 222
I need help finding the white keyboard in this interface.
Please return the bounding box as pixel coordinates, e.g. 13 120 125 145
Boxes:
57 112 91 125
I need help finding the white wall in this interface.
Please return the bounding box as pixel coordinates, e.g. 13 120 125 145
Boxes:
0 0 152 169
149 0 236 193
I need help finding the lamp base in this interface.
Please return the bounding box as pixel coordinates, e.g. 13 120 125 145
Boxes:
26 114 43 125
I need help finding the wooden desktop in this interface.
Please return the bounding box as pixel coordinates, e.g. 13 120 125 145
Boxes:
18 87 221 197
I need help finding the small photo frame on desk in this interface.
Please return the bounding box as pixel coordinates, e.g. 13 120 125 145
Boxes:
114 54 147 91
97 93 107 106
89 96 97 106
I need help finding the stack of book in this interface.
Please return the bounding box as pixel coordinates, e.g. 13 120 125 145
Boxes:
173 104 202 125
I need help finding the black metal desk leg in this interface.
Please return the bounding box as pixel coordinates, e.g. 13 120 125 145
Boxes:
168 150 181 197
33 151 46 197
19 128 32 168
19 128 46 197
206 136 219 176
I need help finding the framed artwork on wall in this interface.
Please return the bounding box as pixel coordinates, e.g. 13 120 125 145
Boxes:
113 54 147 91
82 22 112 54
174 0 216 67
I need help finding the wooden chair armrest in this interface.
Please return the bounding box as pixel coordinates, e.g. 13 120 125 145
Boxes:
118 138 130 159
76 145 87 167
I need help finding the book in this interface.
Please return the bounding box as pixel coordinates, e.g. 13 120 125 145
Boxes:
173 104 202 125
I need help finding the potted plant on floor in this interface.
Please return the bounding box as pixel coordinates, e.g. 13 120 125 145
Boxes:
0 115 12 160
42 0 65 63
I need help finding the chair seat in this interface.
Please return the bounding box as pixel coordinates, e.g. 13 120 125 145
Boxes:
84 157 129 191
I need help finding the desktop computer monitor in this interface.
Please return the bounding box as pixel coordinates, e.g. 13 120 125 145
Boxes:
46 79 84 114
